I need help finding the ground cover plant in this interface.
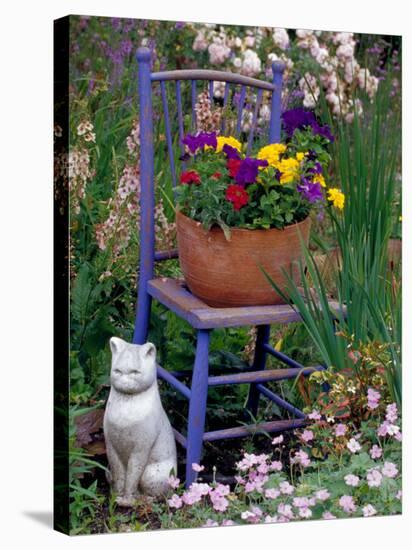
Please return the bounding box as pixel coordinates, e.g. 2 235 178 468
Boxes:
59 15 402 534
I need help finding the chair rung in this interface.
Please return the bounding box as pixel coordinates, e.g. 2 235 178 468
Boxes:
203 418 307 442
157 364 191 399
172 429 187 449
207 366 322 386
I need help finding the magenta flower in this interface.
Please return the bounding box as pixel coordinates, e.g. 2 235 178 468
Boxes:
277 503 295 519
308 409 322 421
291 450 311 467
381 462 398 478
301 429 314 443
339 495 357 513
385 403 398 423
322 511 337 520
167 475 180 489
367 469 383 488
367 388 381 410
334 423 347 437
362 504 377 517
279 481 294 495
315 489 330 501
203 519 219 527
344 474 360 487
269 460 282 471
168 494 183 509
265 488 280 499
369 444 382 459
272 435 284 445
347 438 361 453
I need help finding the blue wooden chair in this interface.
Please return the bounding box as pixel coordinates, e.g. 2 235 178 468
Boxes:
133 47 336 486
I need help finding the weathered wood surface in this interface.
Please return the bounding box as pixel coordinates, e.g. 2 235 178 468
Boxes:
147 277 344 329
207 365 323 386
202 418 307 442
151 69 276 91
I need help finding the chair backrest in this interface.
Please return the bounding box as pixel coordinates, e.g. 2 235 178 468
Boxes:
134 46 285 336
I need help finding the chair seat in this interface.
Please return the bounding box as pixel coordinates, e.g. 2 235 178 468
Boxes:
147 277 342 329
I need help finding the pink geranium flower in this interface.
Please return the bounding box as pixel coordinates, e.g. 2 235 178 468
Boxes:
203 519 219 527
334 423 347 437
192 463 204 472
301 429 314 443
369 444 382 459
362 504 377 517
322 511 337 520
291 450 311 467
168 494 183 509
339 495 357 513
382 462 398 478
272 434 284 445
265 488 280 499
308 409 322 421
347 438 361 453
269 460 282 471
315 489 330 501
367 388 381 410
367 469 383 488
279 481 295 495
168 475 180 489
385 403 398 423
344 474 360 487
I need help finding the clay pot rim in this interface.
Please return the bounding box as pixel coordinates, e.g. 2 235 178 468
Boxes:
176 209 310 235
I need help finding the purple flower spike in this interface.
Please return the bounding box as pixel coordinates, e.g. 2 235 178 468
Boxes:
182 132 217 153
297 178 324 203
223 144 241 160
235 157 268 186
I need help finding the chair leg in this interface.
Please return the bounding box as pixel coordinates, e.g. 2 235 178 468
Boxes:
133 291 152 345
245 324 270 419
185 329 210 487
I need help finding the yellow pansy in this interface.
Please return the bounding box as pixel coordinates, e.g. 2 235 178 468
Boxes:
327 188 345 210
257 143 287 167
296 152 306 162
313 173 326 187
277 157 300 184
215 135 242 153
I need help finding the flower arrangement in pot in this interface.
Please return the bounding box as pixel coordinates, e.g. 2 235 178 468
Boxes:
175 108 344 308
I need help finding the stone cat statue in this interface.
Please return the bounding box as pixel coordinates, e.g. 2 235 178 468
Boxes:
103 337 177 506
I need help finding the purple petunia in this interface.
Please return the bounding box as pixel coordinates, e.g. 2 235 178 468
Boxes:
222 144 241 160
182 132 217 153
282 108 334 142
235 157 268 186
297 177 324 203
308 162 323 175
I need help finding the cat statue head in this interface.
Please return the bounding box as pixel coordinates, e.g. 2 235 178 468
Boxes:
109 337 157 395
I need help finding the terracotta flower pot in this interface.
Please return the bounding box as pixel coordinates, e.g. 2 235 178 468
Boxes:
176 210 311 308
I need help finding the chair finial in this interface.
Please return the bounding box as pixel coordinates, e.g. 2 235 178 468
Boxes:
272 60 286 75
136 47 151 62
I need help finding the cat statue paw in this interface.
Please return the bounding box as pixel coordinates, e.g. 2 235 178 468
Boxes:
103 337 177 505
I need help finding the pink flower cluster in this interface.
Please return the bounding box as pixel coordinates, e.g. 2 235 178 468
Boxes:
235 453 282 493
367 388 381 410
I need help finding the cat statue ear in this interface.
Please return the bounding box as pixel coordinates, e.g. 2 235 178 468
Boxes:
104 337 177 504
109 336 126 355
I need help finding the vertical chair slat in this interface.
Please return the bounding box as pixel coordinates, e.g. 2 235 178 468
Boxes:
175 80 185 156
236 85 247 136
269 61 286 143
209 80 214 104
160 80 176 187
246 88 263 154
221 82 230 134
191 79 197 131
